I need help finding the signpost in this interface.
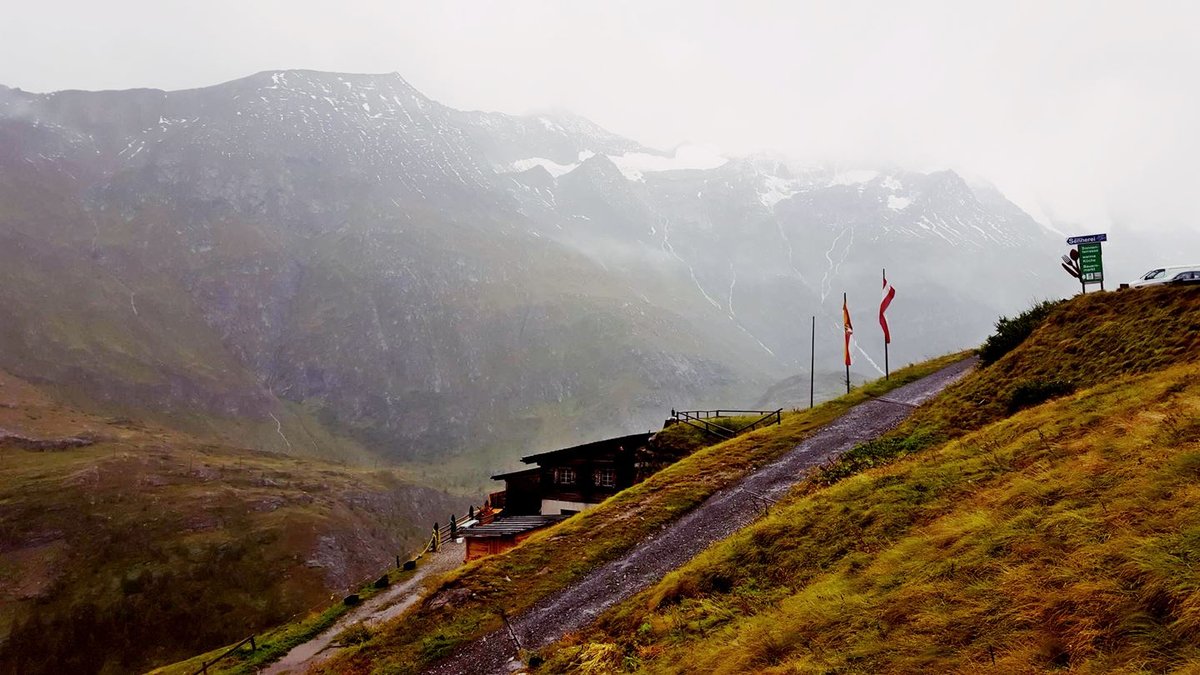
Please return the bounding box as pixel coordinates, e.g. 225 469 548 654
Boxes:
1061 233 1107 293
1077 241 1104 285
1066 233 1107 245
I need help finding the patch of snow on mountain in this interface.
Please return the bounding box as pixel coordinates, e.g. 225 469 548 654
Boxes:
759 174 801 208
608 144 727 181
881 175 902 191
887 195 912 210
510 157 580 177
507 145 725 182
829 169 879 186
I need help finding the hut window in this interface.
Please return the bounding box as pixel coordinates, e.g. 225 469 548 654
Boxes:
554 467 576 485
594 467 616 488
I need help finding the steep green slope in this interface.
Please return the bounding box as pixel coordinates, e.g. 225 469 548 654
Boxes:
905 284 1200 439
819 285 1199 486
0 370 468 675
535 286 1200 673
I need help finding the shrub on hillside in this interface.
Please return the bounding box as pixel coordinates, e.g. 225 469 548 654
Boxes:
336 622 372 645
978 299 1066 366
1007 378 1077 413
813 430 942 485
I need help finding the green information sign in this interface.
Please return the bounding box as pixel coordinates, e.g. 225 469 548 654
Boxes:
1077 241 1104 284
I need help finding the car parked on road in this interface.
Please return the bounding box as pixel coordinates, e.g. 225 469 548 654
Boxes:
1131 264 1200 287
1167 270 1200 286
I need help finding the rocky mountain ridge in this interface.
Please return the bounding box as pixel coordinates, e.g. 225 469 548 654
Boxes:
0 70 1062 478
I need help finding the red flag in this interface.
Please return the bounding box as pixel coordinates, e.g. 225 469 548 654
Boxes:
842 295 853 366
879 274 896 344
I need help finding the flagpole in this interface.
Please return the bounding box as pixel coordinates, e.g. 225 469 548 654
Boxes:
883 268 889 381
809 315 815 409
844 292 850 394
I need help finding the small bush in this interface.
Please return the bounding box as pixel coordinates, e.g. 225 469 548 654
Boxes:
1007 379 1077 412
740 622 796 667
813 431 942 485
1159 411 1200 445
978 299 1066 366
569 642 624 673
336 622 372 646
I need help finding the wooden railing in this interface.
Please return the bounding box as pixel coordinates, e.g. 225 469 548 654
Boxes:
736 409 784 434
670 408 783 439
193 635 256 675
434 512 477 547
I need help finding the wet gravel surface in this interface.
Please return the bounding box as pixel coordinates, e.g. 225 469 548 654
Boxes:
427 358 976 674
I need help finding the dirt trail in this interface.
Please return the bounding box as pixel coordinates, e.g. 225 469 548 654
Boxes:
428 358 977 674
265 540 464 674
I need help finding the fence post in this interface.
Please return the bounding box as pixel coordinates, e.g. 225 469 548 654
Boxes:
450 514 457 539
250 636 256 651
432 522 439 552
469 504 475 520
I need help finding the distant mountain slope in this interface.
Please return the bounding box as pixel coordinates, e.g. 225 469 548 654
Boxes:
0 369 467 675
0 71 1062 482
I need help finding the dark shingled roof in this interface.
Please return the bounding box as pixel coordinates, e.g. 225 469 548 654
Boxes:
460 515 567 538
519 432 651 464
490 466 541 481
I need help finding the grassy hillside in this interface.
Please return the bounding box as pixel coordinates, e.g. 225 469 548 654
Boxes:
0 370 468 675
316 353 969 675
906 284 1200 440
154 410 801 675
534 286 1200 673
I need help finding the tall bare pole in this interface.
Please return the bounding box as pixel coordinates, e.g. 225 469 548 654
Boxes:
809 315 815 409
1077 247 1086 295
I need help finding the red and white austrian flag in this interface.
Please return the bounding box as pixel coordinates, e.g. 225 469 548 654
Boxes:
879 275 896 344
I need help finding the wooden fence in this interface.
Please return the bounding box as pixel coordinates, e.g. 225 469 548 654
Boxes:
670 408 783 439
192 636 255 675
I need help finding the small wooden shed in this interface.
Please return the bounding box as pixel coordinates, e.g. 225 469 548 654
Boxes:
461 515 567 562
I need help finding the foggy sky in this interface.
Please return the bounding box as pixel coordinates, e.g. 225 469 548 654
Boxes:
3 1 1199 242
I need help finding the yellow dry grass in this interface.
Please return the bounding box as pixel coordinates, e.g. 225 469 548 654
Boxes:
539 316 1200 673
317 354 969 675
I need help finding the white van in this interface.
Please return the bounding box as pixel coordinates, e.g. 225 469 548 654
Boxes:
1131 264 1200 287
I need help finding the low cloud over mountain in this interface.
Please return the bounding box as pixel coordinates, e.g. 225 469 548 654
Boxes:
0 70 1061 476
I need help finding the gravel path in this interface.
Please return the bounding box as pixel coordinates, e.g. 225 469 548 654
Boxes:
426 358 976 674
265 540 465 674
